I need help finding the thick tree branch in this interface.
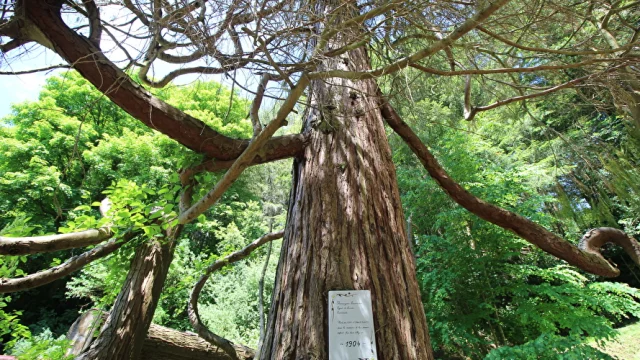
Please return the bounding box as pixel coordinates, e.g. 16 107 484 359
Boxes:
380 94 640 277
178 76 309 224
0 37 28 53
0 228 113 256
0 231 136 293
580 228 640 265
188 230 284 360
0 7 54 52
20 1 305 163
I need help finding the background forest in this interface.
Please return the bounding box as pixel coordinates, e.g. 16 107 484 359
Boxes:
1 67 640 359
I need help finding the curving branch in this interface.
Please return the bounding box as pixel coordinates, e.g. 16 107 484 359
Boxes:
580 228 640 265
178 75 309 225
379 93 640 277
138 63 238 88
19 1 305 163
188 230 284 360
0 231 136 293
461 67 628 121
0 228 113 256
82 0 101 48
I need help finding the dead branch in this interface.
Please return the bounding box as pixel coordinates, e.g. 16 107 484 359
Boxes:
0 228 113 256
188 230 284 360
0 64 70 74
178 76 309 225
18 1 305 163
0 231 136 293
476 25 637 56
462 68 624 121
310 0 511 80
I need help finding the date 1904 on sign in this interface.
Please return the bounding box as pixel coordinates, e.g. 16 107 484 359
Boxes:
328 290 378 360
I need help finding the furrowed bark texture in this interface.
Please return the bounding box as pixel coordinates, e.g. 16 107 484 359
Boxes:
259 46 433 358
76 239 176 360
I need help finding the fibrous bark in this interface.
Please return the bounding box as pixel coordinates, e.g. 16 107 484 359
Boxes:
259 12 434 356
76 239 176 360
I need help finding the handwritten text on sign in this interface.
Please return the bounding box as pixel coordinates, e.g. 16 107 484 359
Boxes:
328 290 377 360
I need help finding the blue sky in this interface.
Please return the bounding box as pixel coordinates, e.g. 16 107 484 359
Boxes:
0 47 65 118
1 28 281 122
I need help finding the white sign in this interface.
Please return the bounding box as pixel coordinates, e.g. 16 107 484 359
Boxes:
328 290 378 360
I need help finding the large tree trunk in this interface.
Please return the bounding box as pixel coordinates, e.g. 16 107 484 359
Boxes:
76 239 176 360
258 23 434 360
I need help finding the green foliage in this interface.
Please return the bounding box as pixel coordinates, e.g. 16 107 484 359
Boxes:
485 334 613 360
7 328 74 360
155 81 253 139
392 83 640 359
0 219 32 349
0 295 31 350
6 51 639 359
0 71 279 349
197 242 280 347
